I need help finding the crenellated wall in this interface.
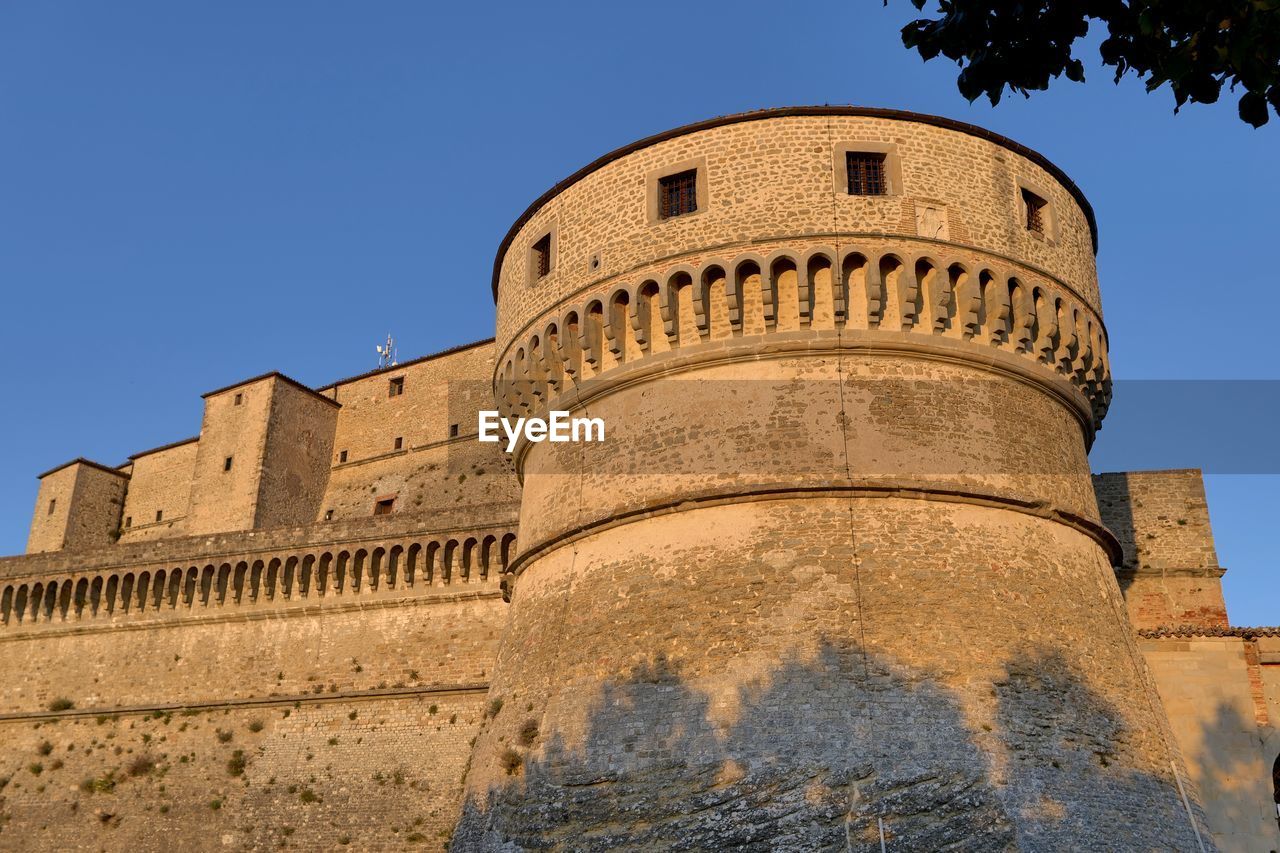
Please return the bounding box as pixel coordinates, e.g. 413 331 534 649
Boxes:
495 240 1110 432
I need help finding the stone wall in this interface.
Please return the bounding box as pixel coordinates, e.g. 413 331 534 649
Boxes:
1094 470 1228 630
321 341 495 464
460 497 1206 850
463 109 1211 849
0 587 503 713
1260 633 1280 737
254 380 338 530
0 557 507 851
1138 633 1279 851
119 440 198 542
26 464 81 554
494 110 1101 348
65 466 130 552
185 375 279 535
319 441 518 523
318 341 518 523
27 462 129 555
0 689 486 851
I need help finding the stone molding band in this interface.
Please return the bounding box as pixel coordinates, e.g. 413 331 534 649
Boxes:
504 483 1124 591
1138 626 1280 639
0 515 519 581
1116 566 1227 579
0 682 491 724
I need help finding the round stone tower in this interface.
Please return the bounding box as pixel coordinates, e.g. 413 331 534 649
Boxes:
456 108 1207 850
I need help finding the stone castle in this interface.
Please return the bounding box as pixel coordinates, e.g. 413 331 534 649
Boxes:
0 107 1276 851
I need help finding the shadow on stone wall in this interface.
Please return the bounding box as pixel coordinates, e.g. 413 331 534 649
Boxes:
1190 700 1280 848
1094 473 1138 584
451 641 1209 851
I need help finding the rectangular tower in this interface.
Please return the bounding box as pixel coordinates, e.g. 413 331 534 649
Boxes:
185 373 338 534
1093 469 1227 629
26 459 128 553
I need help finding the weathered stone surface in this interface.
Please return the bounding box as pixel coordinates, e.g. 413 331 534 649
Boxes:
463 108 1232 851
2 108 1275 851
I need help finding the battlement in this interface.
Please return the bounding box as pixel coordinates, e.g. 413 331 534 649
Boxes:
0 507 517 632
495 238 1110 432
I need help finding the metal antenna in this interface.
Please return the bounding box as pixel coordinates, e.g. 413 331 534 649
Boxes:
375 333 398 369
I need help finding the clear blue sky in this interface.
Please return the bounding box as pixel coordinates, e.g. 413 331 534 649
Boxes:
0 2 1274 623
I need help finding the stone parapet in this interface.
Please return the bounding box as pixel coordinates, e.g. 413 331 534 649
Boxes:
0 512 517 631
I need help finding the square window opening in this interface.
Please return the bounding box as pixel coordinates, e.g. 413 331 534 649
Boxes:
388 377 404 397
532 233 552 279
374 498 395 516
659 169 698 219
846 153 887 196
324 509 334 521
1023 189 1047 234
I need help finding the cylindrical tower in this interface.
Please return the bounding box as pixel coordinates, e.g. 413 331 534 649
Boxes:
456 108 1205 850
